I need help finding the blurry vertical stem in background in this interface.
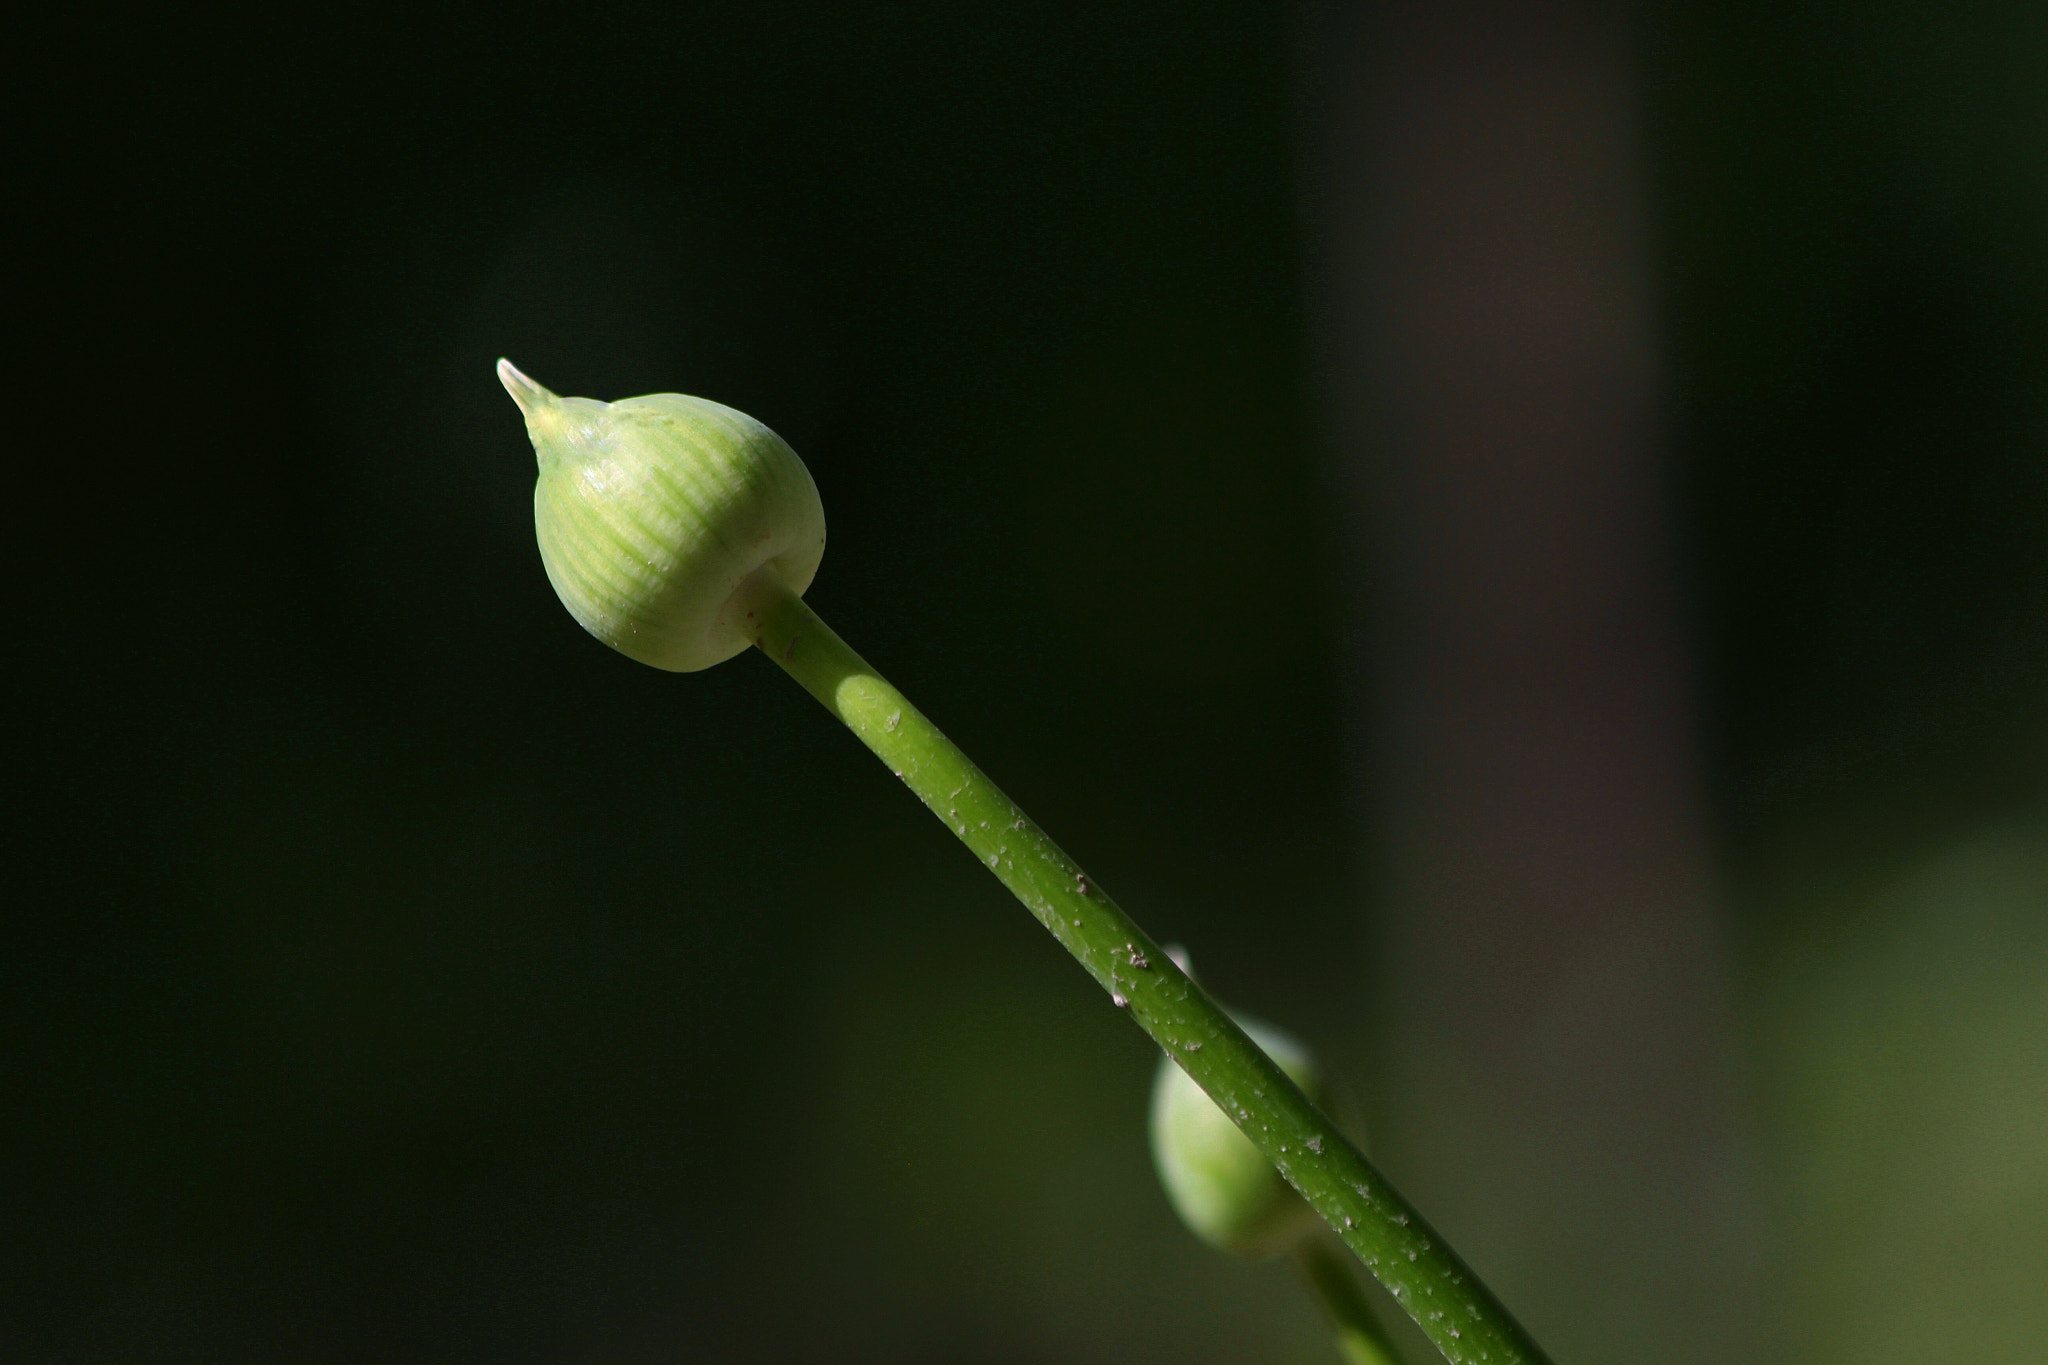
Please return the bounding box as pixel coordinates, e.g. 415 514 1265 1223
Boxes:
731 566 1553 1365
1296 1236 1409 1365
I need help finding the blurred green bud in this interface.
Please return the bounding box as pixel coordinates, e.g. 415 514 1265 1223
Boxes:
1150 1010 1324 1259
499 359 826 672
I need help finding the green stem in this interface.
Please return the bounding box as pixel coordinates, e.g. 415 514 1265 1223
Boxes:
733 568 1551 1365
1295 1235 1409 1365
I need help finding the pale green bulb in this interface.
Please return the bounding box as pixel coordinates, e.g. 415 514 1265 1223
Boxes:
499 359 826 672
1151 1014 1324 1258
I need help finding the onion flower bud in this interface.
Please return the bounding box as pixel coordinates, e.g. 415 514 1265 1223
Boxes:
1150 1010 1325 1259
499 359 826 672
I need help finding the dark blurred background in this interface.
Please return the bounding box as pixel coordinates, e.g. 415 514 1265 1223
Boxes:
13 1 2048 1361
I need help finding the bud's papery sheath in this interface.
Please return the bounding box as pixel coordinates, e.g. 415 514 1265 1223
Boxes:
500 359 825 672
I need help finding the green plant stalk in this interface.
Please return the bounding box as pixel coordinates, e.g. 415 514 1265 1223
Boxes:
732 567 1551 1365
1296 1235 1409 1365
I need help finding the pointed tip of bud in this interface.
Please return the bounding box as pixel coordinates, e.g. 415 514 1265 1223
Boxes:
497 358 555 416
